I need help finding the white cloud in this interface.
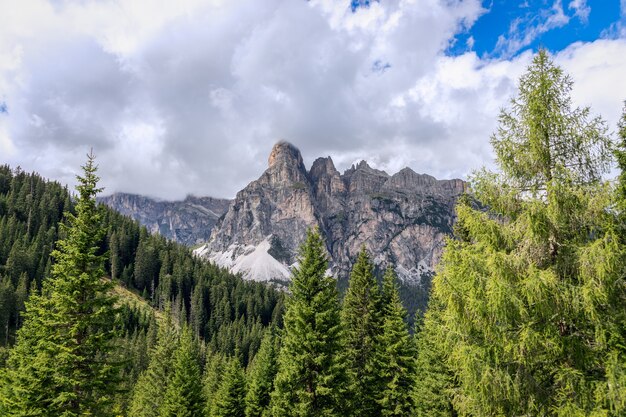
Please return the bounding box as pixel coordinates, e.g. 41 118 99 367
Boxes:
556 39 626 127
568 0 590 23
0 0 624 199
495 0 569 58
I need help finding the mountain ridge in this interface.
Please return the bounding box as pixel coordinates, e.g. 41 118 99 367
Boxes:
98 193 231 246
195 141 465 290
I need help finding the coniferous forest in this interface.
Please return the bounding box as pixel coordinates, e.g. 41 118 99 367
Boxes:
0 50 625 416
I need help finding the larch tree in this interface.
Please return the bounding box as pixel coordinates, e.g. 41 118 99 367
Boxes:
0 151 121 417
431 49 625 415
270 228 347 417
341 246 382 417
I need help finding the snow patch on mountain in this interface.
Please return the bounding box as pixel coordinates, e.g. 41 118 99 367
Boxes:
395 260 433 285
194 238 291 283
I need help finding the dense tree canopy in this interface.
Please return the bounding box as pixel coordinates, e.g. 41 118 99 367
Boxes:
1 152 120 416
429 50 626 416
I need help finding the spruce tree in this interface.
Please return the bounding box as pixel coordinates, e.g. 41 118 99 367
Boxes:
204 350 228 417
412 303 457 417
129 312 178 417
341 246 382 417
0 151 120 417
270 228 347 417
213 356 247 417
245 327 279 417
159 326 204 417
375 267 416 417
431 50 624 415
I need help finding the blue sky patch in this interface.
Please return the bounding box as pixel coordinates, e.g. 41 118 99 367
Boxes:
372 59 392 73
0 102 7 115
448 0 622 58
351 0 379 13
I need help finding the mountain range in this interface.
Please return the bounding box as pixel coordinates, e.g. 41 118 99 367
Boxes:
98 193 230 246
101 141 465 297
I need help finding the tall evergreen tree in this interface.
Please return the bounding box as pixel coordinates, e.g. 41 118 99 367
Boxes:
204 350 228 417
412 302 457 417
0 151 120 417
431 49 624 415
129 312 178 417
245 327 279 417
213 355 247 417
270 229 347 417
159 326 204 417
375 267 416 417
341 246 382 417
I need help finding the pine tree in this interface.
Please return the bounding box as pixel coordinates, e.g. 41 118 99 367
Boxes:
430 50 624 415
0 151 120 417
213 355 247 417
159 326 204 417
245 327 279 417
341 246 382 417
270 228 347 417
129 312 178 417
375 267 416 417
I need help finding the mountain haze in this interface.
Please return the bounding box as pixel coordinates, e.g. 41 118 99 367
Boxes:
98 193 230 246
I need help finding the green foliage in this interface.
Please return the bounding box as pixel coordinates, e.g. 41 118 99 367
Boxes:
431 50 625 416
413 300 457 417
204 350 228 417
213 355 247 417
130 312 178 417
245 327 279 417
375 267 416 417
341 246 382 417
615 102 626 222
0 158 283 416
271 229 347 417
160 326 204 417
0 152 121 416
491 49 610 192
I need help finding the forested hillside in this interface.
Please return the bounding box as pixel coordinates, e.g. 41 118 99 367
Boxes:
0 160 284 414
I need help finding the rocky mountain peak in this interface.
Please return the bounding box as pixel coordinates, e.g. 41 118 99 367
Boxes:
343 160 389 194
262 141 308 186
194 141 466 315
385 167 435 190
309 156 338 178
268 141 304 168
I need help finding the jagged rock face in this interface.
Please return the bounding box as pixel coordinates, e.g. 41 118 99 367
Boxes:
195 142 465 288
98 193 231 246
203 141 319 268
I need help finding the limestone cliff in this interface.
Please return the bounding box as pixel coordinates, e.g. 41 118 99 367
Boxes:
194 142 465 289
98 193 230 246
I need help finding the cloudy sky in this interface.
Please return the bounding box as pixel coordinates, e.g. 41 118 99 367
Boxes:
1 0 625 199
